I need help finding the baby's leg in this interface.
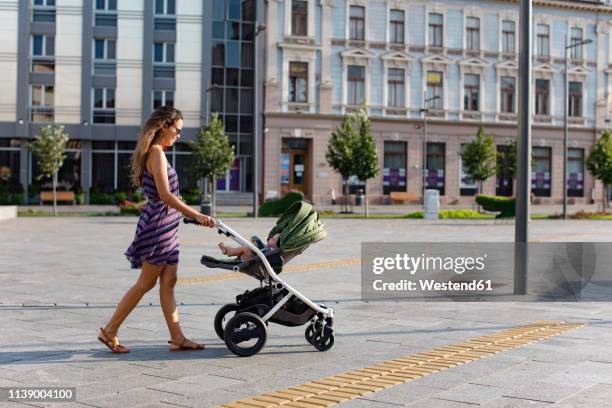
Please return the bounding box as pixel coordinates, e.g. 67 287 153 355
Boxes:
219 243 245 257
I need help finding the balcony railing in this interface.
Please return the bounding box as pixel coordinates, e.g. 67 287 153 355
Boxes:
31 57 55 73
93 60 116 76
153 64 175 79
95 12 117 27
32 7 56 23
30 106 54 123
93 109 116 124
154 16 176 31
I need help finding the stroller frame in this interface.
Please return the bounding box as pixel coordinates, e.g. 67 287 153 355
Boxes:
187 217 335 356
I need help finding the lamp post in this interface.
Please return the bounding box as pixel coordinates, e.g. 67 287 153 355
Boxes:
253 23 266 218
563 35 592 220
420 93 440 204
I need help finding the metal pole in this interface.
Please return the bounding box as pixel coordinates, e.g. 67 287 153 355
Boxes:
253 26 259 219
514 0 532 295
422 92 428 204
563 34 569 220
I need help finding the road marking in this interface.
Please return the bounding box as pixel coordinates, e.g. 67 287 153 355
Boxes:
217 320 584 408
177 258 362 286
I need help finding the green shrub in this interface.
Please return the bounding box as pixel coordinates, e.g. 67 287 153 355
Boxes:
90 191 113 205
132 190 144 203
404 209 491 219
0 191 9 205
405 211 424 219
114 191 128 202
475 195 516 218
10 193 23 205
258 191 304 217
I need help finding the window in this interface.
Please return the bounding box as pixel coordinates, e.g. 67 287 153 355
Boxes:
465 17 480 51
92 88 115 124
153 42 175 78
568 148 584 197
289 62 308 103
349 5 365 41
94 38 116 60
500 76 516 113
426 142 445 195
291 0 308 36
532 146 551 197
569 81 582 117
31 34 55 72
153 90 174 110
429 13 443 47
387 68 405 108
463 73 479 112
389 9 404 44
0 139 22 194
95 0 117 27
535 79 550 115
155 0 175 15
383 141 407 194
347 65 365 105
426 71 443 110
502 20 515 54
537 24 550 57
32 0 55 23
30 84 54 122
570 27 584 60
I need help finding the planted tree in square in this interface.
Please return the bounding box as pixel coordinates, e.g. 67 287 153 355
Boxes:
587 129 612 211
352 107 379 218
188 113 235 217
460 126 497 195
326 113 358 213
28 125 70 216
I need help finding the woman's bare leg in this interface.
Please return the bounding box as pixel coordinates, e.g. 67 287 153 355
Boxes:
159 264 204 348
104 261 163 337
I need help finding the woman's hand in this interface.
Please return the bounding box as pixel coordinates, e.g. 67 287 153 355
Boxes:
195 214 215 227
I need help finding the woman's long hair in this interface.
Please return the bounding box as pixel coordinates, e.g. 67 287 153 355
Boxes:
130 106 183 187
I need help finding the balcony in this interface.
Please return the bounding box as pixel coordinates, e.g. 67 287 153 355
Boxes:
93 60 116 76
30 106 54 123
92 109 116 124
95 12 117 27
154 16 176 31
31 57 55 73
32 7 55 23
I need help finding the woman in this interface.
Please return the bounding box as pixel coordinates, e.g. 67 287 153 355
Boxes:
98 106 215 353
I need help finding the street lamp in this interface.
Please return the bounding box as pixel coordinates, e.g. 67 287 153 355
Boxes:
420 93 441 204
563 36 592 220
252 23 266 218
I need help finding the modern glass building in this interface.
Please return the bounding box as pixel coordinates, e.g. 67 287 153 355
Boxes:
0 0 263 205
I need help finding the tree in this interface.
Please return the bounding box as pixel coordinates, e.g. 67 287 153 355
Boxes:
460 126 497 194
352 107 379 218
326 113 358 213
188 113 235 217
28 125 70 216
587 130 612 211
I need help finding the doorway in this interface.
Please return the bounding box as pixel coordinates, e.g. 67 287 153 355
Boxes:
280 138 309 198
496 145 514 197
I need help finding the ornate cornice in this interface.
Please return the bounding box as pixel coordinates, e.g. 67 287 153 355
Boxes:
497 0 612 13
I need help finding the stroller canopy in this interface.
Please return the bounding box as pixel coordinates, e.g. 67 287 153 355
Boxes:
267 201 327 252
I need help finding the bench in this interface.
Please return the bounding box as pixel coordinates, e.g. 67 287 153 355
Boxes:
40 191 76 205
389 191 418 204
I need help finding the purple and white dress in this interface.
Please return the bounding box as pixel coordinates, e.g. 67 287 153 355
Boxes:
125 164 181 269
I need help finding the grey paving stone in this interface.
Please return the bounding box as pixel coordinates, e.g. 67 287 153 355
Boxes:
432 383 507 405
481 396 558 407
501 381 583 403
557 383 612 407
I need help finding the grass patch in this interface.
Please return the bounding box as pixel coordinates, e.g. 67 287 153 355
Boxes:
18 210 123 217
405 209 494 219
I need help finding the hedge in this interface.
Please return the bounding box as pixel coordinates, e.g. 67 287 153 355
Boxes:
258 191 304 217
475 195 516 218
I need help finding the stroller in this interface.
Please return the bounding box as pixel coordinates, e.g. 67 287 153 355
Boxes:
184 201 334 357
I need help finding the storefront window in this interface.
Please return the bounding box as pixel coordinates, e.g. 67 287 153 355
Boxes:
531 146 551 197
383 141 406 195
426 142 445 195
0 139 22 196
459 144 477 196
568 148 584 197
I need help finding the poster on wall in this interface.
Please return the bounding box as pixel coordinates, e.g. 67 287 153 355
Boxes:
531 171 551 189
568 172 583 190
427 169 444 188
383 168 406 187
280 154 290 185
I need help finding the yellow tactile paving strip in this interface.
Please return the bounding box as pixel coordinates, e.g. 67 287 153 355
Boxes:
217 320 584 408
177 258 363 286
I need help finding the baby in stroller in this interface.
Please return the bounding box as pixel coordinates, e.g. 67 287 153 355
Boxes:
218 233 281 260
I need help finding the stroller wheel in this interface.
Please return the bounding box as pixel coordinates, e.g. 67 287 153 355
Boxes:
305 325 315 345
224 312 267 357
214 303 240 340
313 332 334 352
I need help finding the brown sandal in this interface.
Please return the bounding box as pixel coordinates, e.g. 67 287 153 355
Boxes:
168 338 205 351
98 327 130 353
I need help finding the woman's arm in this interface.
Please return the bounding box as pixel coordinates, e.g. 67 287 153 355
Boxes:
148 146 214 226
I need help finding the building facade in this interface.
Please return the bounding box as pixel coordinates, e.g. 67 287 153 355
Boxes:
263 0 612 205
0 0 263 205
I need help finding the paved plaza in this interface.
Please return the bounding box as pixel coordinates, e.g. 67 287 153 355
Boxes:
1 216 612 407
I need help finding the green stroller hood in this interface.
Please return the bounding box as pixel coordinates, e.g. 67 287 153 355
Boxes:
267 201 327 252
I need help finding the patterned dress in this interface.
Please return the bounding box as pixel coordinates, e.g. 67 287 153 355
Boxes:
125 164 181 269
